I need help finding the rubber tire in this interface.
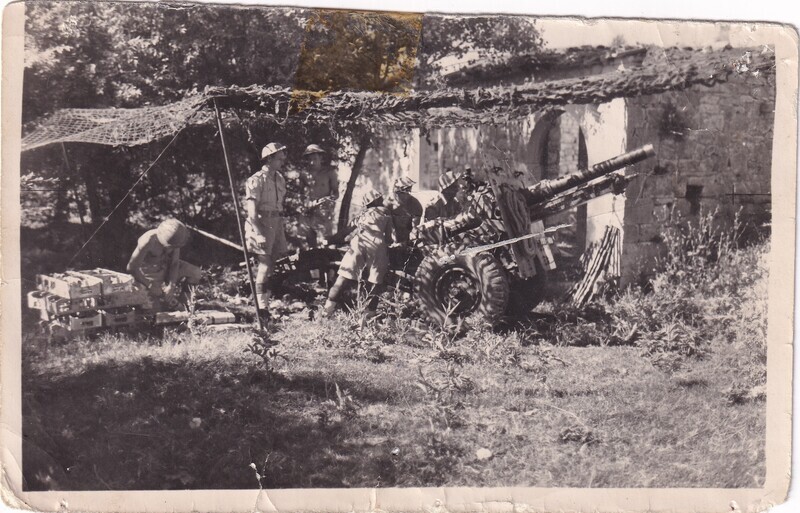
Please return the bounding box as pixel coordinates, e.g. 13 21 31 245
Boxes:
414 250 509 326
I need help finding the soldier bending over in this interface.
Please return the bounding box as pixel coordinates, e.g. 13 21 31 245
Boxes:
322 190 393 318
127 218 201 309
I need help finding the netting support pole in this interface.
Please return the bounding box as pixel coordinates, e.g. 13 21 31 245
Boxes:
213 99 264 332
60 143 87 228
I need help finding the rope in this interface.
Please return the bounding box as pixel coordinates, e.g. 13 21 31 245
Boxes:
66 128 185 268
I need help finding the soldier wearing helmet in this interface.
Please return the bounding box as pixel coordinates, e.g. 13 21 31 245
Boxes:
127 218 201 308
387 176 423 243
300 143 339 247
423 169 467 221
322 189 393 318
244 142 289 324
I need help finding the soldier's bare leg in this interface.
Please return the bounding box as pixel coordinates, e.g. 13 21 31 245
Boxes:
366 282 386 312
322 275 355 316
255 254 273 322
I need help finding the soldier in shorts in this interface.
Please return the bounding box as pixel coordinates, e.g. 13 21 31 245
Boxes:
244 142 289 324
127 218 202 310
322 190 392 318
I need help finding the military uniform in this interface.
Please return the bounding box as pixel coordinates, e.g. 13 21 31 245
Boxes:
388 193 423 243
244 165 288 262
441 185 506 250
423 193 464 222
300 167 339 247
338 205 393 284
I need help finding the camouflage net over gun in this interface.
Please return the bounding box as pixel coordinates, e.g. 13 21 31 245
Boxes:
22 48 773 151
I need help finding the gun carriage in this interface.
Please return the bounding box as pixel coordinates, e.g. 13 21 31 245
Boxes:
386 144 657 325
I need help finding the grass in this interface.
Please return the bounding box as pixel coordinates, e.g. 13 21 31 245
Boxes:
21 213 768 490
22 314 765 490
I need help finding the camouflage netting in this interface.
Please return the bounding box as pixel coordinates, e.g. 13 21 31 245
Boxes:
21 47 774 152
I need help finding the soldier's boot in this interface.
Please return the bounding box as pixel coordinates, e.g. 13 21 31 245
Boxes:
256 291 271 328
320 299 338 318
257 308 271 328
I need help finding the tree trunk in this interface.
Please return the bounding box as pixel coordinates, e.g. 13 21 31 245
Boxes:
79 153 101 226
337 133 370 234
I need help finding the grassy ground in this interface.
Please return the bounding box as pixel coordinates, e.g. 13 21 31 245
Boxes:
22 305 765 490
21 226 768 490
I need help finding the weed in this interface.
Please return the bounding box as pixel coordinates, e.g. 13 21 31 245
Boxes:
638 318 708 373
244 328 284 383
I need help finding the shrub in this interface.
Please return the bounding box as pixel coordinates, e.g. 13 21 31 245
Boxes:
539 209 768 386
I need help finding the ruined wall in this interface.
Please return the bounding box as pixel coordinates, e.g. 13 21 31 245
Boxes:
622 73 775 285
351 128 420 214
417 117 543 188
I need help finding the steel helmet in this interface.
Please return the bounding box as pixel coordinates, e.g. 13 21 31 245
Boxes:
303 144 325 156
361 190 383 207
437 170 463 192
261 142 287 160
156 219 190 248
393 176 416 192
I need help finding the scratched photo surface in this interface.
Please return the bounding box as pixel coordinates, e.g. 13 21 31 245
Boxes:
19 2 774 491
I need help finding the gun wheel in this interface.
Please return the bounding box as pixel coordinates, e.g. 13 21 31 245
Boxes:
414 250 509 326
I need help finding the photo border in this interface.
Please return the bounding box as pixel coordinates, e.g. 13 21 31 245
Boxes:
2 4 797 511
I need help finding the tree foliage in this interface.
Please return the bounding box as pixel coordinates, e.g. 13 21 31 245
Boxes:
294 10 422 94
20 3 546 272
415 15 544 88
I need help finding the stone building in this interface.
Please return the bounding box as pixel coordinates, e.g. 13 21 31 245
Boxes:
353 45 774 285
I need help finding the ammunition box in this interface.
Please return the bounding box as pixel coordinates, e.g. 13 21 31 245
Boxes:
69 268 134 295
54 311 104 331
101 287 150 308
45 294 100 316
37 273 103 300
100 307 139 327
27 290 48 310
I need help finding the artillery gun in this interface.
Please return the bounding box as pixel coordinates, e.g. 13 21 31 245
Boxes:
399 144 656 325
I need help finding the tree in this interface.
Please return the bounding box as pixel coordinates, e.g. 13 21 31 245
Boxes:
20 4 548 271
293 10 422 94
22 2 310 268
414 15 545 89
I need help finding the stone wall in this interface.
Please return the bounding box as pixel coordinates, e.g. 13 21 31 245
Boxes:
416 117 542 188
360 49 774 289
622 72 775 285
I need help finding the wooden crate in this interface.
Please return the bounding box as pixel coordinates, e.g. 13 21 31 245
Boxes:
101 286 150 308
101 307 139 328
27 290 48 310
55 311 104 332
69 268 134 295
37 273 102 300
45 294 99 316
155 310 236 325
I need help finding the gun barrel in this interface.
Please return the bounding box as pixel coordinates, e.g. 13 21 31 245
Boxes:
526 144 655 204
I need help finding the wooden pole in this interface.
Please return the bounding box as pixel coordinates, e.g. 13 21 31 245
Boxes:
213 99 264 331
186 224 244 252
60 143 87 227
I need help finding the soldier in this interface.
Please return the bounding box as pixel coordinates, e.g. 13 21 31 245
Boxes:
423 170 466 221
387 176 423 244
412 173 505 249
322 190 393 318
244 142 289 324
301 143 339 247
439 179 506 248
127 218 202 309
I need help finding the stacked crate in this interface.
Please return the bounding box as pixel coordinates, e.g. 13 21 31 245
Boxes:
28 269 151 334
